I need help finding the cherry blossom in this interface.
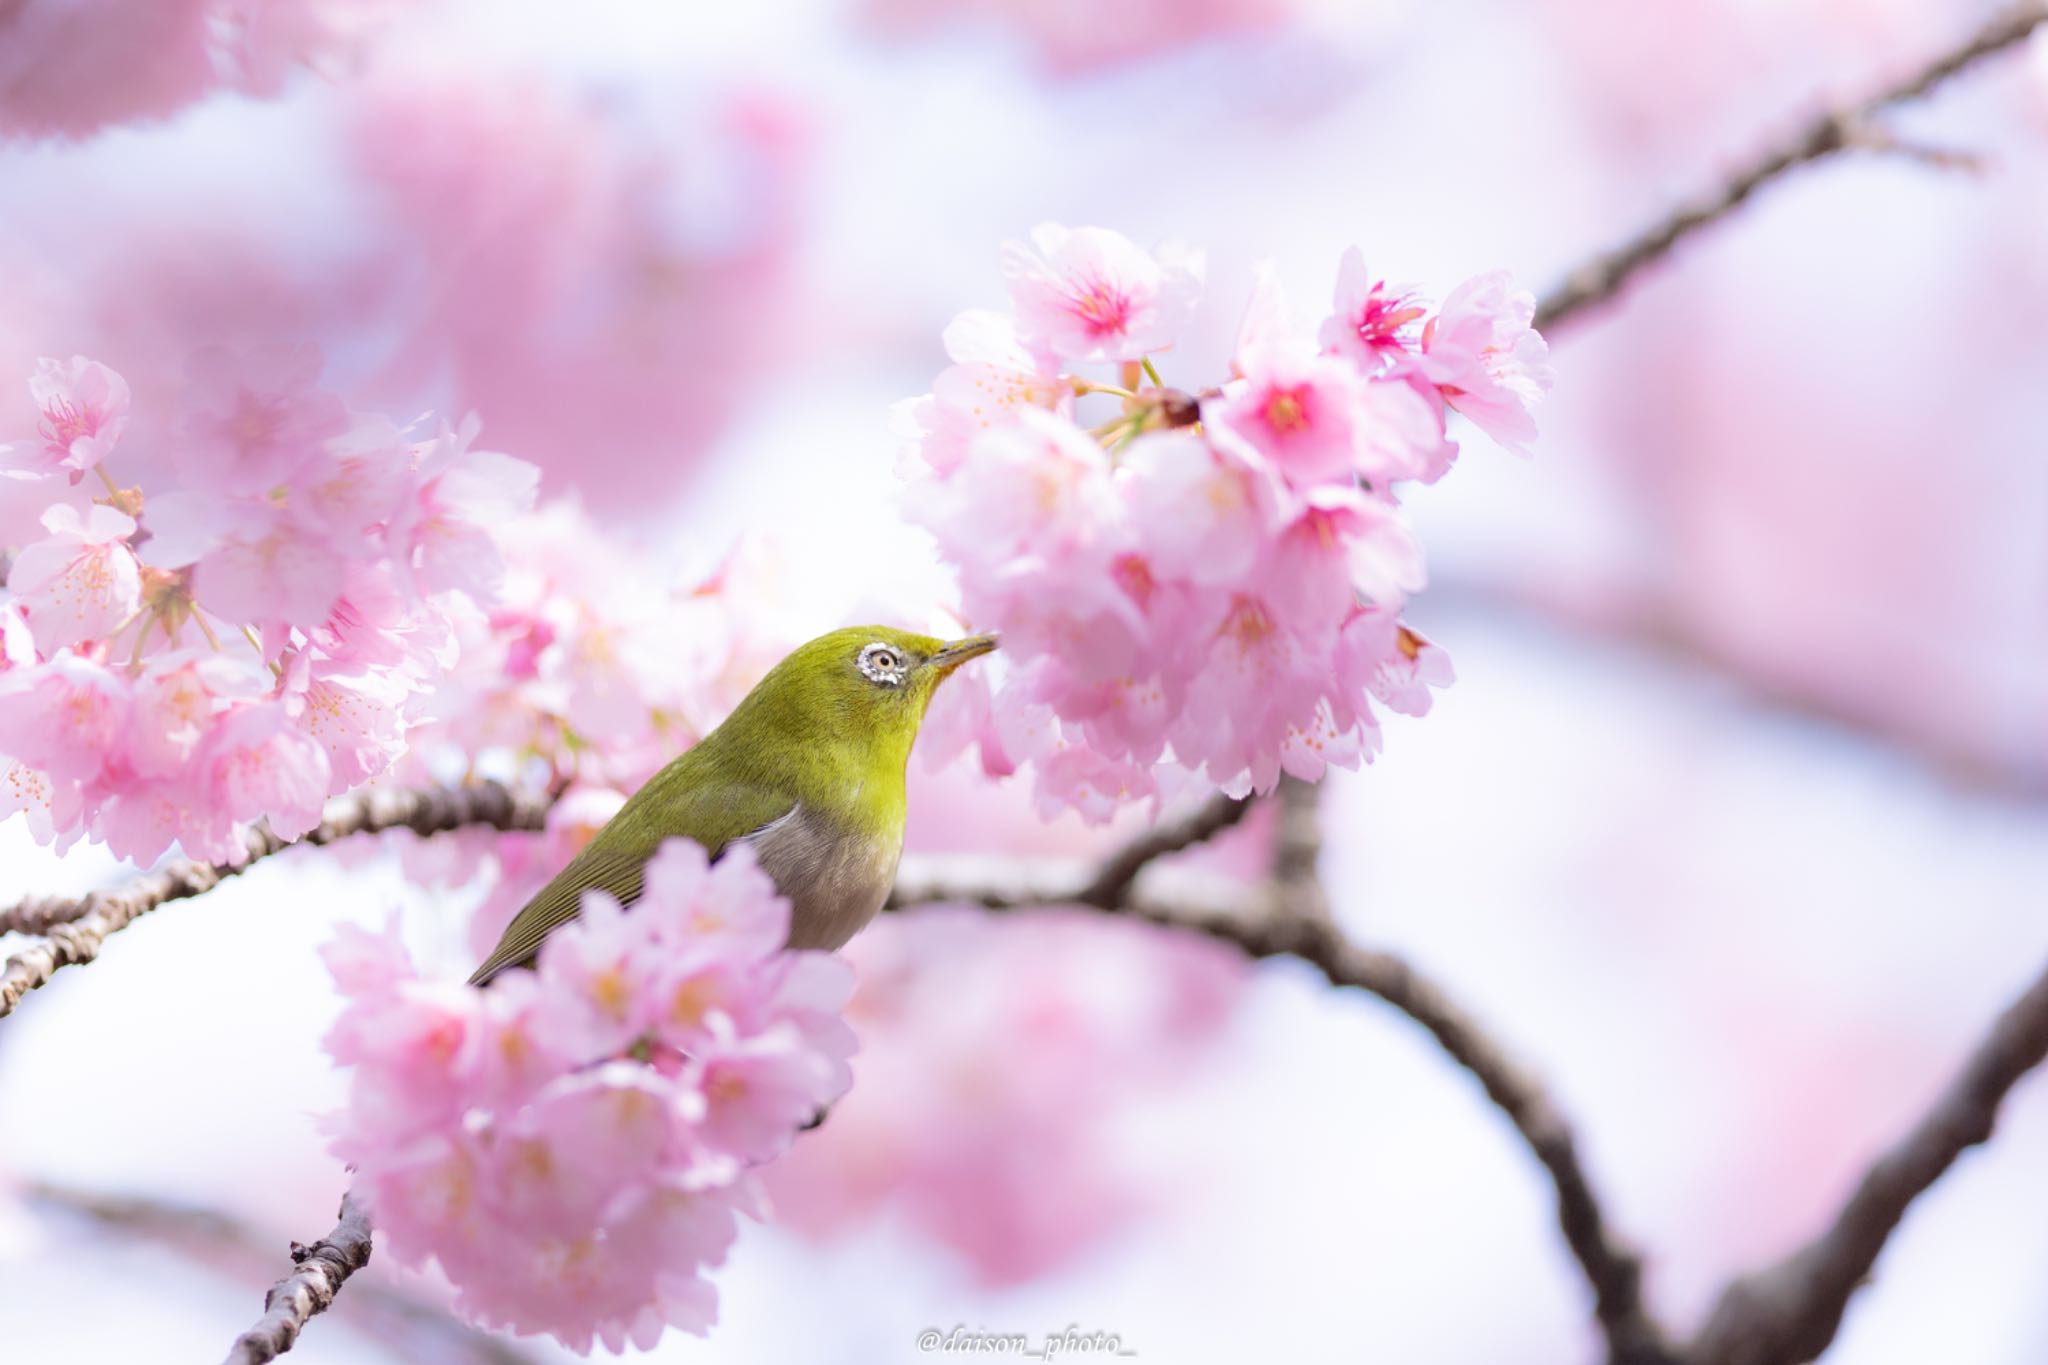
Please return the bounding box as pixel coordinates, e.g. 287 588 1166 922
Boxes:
1412 270 1555 455
0 348 537 865
1318 247 1427 371
890 311 1070 478
1215 343 1379 486
1001 224 1204 363
901 229 1551 817
6 504 143 653
325 839 855 1351
21 357 130 477
175 343 351 495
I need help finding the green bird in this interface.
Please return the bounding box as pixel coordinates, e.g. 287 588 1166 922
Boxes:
469 625 996 986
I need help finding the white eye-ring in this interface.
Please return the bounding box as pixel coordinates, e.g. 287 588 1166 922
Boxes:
857 641 908 686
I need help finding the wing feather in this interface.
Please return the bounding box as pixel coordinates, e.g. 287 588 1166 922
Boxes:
467 773 795 986
467 844 650 985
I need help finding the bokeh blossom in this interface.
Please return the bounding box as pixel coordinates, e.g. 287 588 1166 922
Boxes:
324 839 856 1351
0 0 406 140
764 905 1244 1285
856 0 1315 73
0 71 807 526
901 225 1548 818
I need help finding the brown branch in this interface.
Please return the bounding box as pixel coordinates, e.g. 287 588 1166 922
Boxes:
895 824 1671 1365
1267 775 1330 920
221 1191 375 1365
27 773 2032 1365
1073 790 1252 908
1534 1 2048 333
0 781 552 1021
1118 894 1673 1365
27 1181 534 1365
0 893 100 937
1684 955 2048 1365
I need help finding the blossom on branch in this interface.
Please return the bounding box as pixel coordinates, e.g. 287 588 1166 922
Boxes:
324 838 856 1352
0 349 536 864
901 225 1550 818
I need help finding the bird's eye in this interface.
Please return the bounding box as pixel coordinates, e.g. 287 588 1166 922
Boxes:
857 642 906 686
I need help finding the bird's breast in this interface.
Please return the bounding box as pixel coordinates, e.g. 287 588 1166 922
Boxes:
743 804 901 951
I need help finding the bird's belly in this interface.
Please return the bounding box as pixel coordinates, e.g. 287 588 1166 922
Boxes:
745 805 901 951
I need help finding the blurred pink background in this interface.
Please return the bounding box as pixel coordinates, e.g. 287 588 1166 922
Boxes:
3 0 2046 1361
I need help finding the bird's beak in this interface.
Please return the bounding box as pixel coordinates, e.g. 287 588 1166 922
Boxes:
926 633 998 678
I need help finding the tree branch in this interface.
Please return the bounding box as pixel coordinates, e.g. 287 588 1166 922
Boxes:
222 1191 374 1365
1534 1 2048 334
1684 954 2048 1365
886 790 1254 913
0 781 552 1021
895 818 1672 1365
1125 898 1673 1364
1074 790 1252 909
27 1181 536 1365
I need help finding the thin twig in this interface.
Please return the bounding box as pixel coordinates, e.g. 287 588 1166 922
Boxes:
1429 580 2048 801
1684 955 2048 1365
0 782 552 1020
27 1181 535 1365
222 1191 374 1365
1534 1 2048 333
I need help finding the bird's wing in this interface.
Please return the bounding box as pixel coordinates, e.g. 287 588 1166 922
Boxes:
468 775 794 986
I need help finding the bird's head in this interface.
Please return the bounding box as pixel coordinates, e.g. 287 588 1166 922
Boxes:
731 625 997 770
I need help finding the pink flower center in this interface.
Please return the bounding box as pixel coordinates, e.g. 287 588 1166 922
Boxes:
1263 386 1309 433
1220 596 1275 651
670 977 716 1030
590 966 632 1018
64 689 107 729
1065 273 1134 338
425 1017 466 1063
1357 288 1425 352
1112 553 1156 608
38 397 98 453
229 396 287 456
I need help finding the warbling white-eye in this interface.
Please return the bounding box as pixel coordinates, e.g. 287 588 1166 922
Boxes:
470 626 996 985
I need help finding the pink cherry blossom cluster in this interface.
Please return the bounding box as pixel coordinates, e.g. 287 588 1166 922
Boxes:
323 839 856 1352
0 0 406 140
0 348 534 864
376 506 814 957
393 505 794 800
901 225 1552 818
